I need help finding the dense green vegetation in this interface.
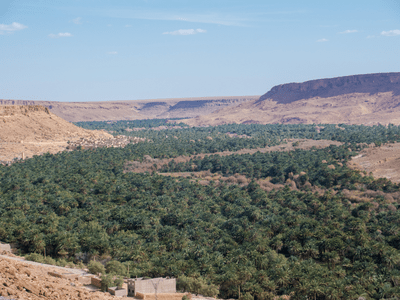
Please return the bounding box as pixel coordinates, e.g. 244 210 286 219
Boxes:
74 118 189 131
77 119 400 145
75 121 400 162
1 122 400 299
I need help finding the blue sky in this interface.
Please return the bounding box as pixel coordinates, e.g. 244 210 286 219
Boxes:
1 0 400 102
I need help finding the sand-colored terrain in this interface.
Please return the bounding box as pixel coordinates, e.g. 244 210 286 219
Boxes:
0 96 259 122
184 92 400 126
184 72 400 126
2 73 400 126
0 254 129 300
349 142 400 183
0 105 138 163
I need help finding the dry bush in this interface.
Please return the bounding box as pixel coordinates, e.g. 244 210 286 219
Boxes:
307 185 327 196
198 180 209 186
223 176 238 184
342 189 367 203
384 194 395 203
391 192 400 201
372 202 380 210
363 190 385 197
234 174 249 185
257 179 284 192
285 179 297 190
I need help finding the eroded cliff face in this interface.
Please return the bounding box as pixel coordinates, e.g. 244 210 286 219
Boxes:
258 72 400 104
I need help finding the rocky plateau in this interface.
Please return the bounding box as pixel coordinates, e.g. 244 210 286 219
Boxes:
0 96 259 122
183 72 400 126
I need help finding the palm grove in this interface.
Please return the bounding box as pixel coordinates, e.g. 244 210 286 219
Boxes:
1 122 400 299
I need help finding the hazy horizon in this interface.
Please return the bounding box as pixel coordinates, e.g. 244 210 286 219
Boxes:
1 0 400 102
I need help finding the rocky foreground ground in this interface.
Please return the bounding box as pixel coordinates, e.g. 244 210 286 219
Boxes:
0 254 128 300
0 253 228 300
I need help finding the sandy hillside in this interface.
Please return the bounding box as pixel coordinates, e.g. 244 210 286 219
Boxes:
184 72 400 126
0 105 113 162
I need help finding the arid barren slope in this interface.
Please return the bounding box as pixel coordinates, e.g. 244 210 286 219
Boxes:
0 105 114 162
0 96 258 122
184 72 400 126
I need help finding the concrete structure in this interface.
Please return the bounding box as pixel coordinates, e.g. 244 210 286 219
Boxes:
136 292 187 300
127 277 176 297
108 286 128 297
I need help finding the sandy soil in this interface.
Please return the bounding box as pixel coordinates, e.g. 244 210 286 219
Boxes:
0 254 130 300
0 105 117 162
348 142 400 182
185 73 400 127
184 92 400 126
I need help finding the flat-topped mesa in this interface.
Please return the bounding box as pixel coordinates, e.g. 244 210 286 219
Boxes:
0 105 51 116
258 72 400 104
0 96 259 122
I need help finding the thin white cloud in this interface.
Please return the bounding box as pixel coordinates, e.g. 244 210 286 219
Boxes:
163 28 206 35
317 38 328 42
72 17 83 25
0 22 27 34
339 29 358 34
381 29 400 36
108 51 118 55
95 8 248 26
48 32 73 38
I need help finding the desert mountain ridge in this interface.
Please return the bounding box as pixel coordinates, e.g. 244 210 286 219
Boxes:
0 96 259 122
184 72 400 126
2 72 400 126
258 72 400 104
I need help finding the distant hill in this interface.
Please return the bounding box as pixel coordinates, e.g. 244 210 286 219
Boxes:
258 72 400 104
0 96 259 122
184 72 400 126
